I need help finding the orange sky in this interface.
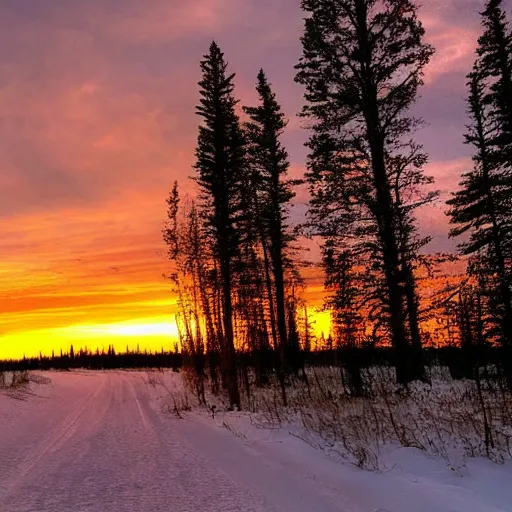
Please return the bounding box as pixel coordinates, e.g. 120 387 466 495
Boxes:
0 0 495 359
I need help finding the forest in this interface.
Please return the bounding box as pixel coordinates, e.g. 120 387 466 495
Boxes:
157 0 512 467
160 0 511 403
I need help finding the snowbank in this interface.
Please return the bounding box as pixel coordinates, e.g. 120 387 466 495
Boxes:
148 367 512 512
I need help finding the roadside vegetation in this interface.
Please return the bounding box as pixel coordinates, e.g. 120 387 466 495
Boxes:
158 0 512 472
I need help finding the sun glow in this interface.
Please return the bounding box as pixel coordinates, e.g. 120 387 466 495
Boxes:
0 316 180 360
94 321 179 337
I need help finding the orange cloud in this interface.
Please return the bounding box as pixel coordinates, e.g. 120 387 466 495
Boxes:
0 0 484 358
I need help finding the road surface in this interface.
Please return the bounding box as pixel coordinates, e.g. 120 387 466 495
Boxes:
0 371 353 512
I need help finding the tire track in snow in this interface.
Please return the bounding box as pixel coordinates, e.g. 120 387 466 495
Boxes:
126 373 155 436
0 374 109 495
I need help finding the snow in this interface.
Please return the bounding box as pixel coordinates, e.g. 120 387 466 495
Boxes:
1 370 511 512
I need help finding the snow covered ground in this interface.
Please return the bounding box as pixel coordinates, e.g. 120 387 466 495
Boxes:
0 370 511 512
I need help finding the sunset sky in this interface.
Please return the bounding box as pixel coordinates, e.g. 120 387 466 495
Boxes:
0 0 499 359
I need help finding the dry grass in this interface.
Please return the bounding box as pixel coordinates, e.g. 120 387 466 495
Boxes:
149 363 512 471
0 371 30 390
239 366 512 470
144 368 192 418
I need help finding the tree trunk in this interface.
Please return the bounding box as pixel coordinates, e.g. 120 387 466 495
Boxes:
220 257 241 410
402 261 426 381
355 1 417 384
368 135 412 384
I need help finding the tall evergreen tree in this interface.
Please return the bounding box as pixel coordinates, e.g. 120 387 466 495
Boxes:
447 71 512 346
164 184 212 402
477 0 512 158
194 41 244 409
295 0 435 384
448 0 512 387
244 70 296 382
448 0 512 386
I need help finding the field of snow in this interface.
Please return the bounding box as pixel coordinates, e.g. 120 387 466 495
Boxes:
0 370 511 512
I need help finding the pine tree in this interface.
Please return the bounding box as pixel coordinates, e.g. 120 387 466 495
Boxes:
448 68 512 387
477 0 512 158
448 71 512 336
324 242 362 349
194 42 244 409
448 0 512 387
244 70 296 391
295 0 435 384
164 184 211 403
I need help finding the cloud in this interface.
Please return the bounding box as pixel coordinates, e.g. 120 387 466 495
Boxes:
416 157 472 252
420 0 482 85
0 0 495 357
100 0 236 44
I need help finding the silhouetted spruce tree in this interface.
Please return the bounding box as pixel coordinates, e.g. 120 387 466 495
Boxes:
235 213 273 389
477 0 512 159
447 70 512 353
194 42 243 409
448 3 512 385
231 135 274 391
244 70 296 397
295 0 435 384
452 279 490 381
478 0 512 358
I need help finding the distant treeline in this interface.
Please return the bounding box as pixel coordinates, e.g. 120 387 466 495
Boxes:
2 344 509 385
0 346 182 372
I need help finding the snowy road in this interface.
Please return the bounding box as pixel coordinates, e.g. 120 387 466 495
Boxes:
0 372 354 512
1 371 511 512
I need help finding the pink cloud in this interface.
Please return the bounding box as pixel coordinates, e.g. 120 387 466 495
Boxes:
423 17 479 85
0 0 493 355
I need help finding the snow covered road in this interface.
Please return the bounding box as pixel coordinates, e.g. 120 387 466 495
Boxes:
0 371 352 512
1 371 511 512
